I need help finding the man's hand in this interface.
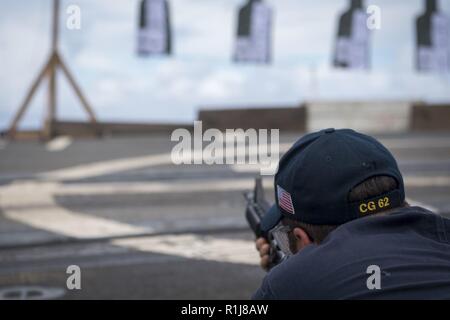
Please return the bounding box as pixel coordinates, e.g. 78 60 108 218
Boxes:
255 237 270 271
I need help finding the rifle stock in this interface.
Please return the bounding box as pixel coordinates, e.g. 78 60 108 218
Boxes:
244 177 270 238
244 177 288 270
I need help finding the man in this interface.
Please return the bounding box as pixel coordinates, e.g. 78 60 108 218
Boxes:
253 128 450 299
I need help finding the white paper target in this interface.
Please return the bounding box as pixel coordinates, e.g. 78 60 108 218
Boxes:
138 0 169 55
235 2 272 63
335 9 370 69
418 13 450 72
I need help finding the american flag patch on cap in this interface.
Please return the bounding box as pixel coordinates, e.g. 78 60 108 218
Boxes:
277 185 295 214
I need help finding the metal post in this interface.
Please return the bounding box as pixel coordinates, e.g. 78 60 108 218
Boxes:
44 0 60 139
8 0 99 140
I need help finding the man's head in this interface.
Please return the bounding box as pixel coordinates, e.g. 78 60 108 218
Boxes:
261 128 406 254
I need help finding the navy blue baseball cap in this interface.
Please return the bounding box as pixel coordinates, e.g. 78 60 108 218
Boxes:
261 128 405 231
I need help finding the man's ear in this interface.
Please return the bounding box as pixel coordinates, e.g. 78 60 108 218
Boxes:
292 227 313 250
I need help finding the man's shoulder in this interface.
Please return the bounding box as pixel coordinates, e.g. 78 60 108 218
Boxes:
262 238 353 299
260 206 444 299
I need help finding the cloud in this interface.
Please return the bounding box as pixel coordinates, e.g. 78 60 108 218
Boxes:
0 0 449 130
198 69 245 99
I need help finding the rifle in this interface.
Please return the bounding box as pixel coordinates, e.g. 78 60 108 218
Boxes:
244 177 289 270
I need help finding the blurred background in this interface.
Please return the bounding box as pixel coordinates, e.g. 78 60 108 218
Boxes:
0 0 449 299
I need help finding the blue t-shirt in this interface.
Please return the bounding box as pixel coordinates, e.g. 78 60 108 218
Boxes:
252 206 450 299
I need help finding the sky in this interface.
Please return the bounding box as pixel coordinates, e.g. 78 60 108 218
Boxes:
1 0 450 130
